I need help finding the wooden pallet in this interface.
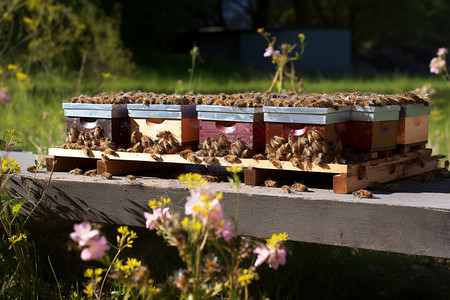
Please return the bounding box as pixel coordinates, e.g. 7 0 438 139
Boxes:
47 148 439 194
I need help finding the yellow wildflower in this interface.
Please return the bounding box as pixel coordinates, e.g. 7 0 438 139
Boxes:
83 285 93 296
226 165 243 174
181 217 189 228
94 268 103 276
257 28 264 33
148 199 158 209
84 268 94 278
7 64 17 70
23 17 33 24
8 233 27 244
266 232 288 249
178 172 208 188
1 158 21 174
16 72 28 81
101 72 111 78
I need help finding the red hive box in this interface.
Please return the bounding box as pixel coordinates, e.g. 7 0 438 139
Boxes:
263 106 351 146
349 105 400 152
63 103 130 147
197 105 265 150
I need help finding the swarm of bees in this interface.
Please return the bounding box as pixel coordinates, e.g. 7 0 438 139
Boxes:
60 125 120 158
262 128 342 170
126 130 180 155
263 91 430 108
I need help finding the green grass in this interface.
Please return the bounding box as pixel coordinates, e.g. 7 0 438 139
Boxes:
0 60 449 158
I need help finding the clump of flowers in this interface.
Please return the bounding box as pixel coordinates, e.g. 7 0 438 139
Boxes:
70 170 288 299
430 48 449 82
258 28 306 93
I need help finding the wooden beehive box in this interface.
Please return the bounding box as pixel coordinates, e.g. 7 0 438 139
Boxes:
196 105 265 150
349 105 400 152
127 104 199 146
263 106 351 146
63 103 130 147
397 104 430 148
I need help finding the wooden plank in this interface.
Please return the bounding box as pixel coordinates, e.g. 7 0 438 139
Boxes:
97 160 171 175
333 157 439 194
45 156 97 172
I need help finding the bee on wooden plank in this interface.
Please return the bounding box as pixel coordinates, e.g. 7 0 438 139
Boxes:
101 172 113 179
126 174 136 182
84 169 97 177
253 153 266 162
218 133 231 148
281 185 292 193
179 149 193 160
264 179 278 187
224 155 241 164
290 157 303 169
352 189 373 198
82 146 95 158
27 165 36 172
195 149 208 157
101 153 111 163
269 157 283 169
151 154 164 162
187 152 202 164
69 168 83 175
291 183 308 192
104 148 119 157
202 175 219 182
203 157 220 166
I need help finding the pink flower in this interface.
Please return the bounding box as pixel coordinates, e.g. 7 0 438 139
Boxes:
437 48 448 56
0 89 12 104
253 244 286 270
263 47 280 58
430 57 446 74
268 248 286 270
264 47 274 57
215 220 235 242
254 244 270 267
70 221 100 247
144 207 171 230
80 236 110 261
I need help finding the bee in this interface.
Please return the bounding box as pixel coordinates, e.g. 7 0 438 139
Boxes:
82 146 95 158
69 167 83 175
201 137 212 151
281 185 292 193
352 189 373 198
288 134 297 147
234 138 247 151
187 152 202 164
93 126 104 140
253 153 266 162
126 174 136 181
230 143 243 157
202 175 219 182
179 149 193 160
101 172 113 179
103 138 116 150
203 157 220 166
141 135 154 148
307 129 321 142
357 165 366 180
269 157 283 169
297 137 308 148
271 136 286 148
264 178 277 187
101 153 111 163
245 98 258 107
143 97 151 105
129 142 144 153
210 138 221 153
195 149 208 157
218 133 231 148
291 183 308 192
27 165 36 172
213 99 225 106
151 154 164 162
104 148 119 157
290 157 303 169
131 131 143 144
84 169 97 177
224 155 241 164
69 125 80 142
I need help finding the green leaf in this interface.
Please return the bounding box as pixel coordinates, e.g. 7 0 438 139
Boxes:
12 202 23 214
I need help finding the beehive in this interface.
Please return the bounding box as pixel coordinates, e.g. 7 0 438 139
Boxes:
349 105 400 152
127 104 198 146
263 106 350 146
196 105 265 150
63 103 130 147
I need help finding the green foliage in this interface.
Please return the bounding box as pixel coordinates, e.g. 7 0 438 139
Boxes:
0 0 133 76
